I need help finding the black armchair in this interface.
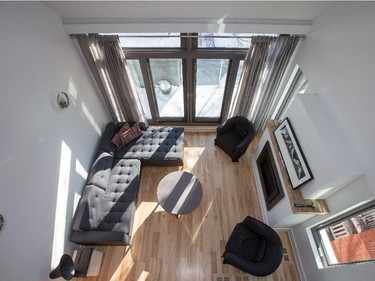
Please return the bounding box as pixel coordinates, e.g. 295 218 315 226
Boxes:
222 216 283 277
214 116 256 162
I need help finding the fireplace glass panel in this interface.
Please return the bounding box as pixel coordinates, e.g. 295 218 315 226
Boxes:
256 141 285 210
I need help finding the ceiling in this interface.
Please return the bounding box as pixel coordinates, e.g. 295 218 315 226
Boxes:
43 1 332 34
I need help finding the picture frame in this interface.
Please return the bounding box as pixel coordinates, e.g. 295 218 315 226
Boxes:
273 117 313 189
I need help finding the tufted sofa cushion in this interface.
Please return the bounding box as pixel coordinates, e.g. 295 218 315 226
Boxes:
73 185 104 231
96 159 140 233
71 159 141 245
116 126 184 166
96 122 184 166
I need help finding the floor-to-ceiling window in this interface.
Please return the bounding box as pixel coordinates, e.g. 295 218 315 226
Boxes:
121 33 250 124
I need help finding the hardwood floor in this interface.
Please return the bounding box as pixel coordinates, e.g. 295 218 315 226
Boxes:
76 132 300 281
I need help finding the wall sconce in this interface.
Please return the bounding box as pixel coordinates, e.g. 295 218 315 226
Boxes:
57 92 70 109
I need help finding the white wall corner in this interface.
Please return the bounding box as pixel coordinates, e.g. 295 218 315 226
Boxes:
289 229 308 281
285 93 363 199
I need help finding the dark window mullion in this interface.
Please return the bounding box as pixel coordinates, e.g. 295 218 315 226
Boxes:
186 33 197 123
180 33 188 50
190 50 247 59
183 56 194 124
140 58 159 124
220 59 240 122
190 58 197 123
124 47 247 59
125 49 190 59
190 33 198 50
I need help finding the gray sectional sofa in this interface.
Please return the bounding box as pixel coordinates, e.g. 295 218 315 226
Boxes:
70 122 184 245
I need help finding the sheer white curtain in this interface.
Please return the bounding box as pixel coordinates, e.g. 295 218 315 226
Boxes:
76 34 146 123
228 35 300 131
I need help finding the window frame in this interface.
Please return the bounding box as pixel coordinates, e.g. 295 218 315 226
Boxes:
311 200 375 268
123 34 247 125
273 65 309 120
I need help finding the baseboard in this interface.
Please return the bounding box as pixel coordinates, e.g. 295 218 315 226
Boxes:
184 126 217 133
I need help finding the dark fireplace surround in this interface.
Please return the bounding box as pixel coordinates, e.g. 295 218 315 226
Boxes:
256 141 285 210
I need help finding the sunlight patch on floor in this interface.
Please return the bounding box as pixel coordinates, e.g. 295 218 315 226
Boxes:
136 271 150 281
191 198 215 244
183 147 205 172
133 201 160 235
110 259 133 281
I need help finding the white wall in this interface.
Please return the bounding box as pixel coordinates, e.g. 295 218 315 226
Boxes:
289 2 375 280
292 176 374 281
286 94 362 200
0 2 109 281
297 1 375 193
45 1 329 35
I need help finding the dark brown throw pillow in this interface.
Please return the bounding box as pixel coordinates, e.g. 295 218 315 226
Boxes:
118 122 144 148
111 123 131 149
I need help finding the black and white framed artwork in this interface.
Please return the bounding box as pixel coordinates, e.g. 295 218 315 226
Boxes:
273 118 313 189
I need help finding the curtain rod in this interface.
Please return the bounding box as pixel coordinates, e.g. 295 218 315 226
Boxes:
115 34 305 39
70 34 305 40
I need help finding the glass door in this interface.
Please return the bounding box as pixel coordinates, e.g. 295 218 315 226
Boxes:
149 59 184 119
194 59 229 120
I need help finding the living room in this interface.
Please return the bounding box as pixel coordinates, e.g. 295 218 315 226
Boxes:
0 1 374 281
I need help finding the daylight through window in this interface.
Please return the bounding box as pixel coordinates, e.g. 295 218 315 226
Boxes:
120 33 252 124
313 202 375 267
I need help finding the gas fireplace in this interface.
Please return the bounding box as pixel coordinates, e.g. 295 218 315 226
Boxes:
256 141 285 210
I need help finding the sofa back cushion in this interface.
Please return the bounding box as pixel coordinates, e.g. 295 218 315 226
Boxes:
87 151 113 190
75 151 114 231
97 123 119 155
97 159 141 233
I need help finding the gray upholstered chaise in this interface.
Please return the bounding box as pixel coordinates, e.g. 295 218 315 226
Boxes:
112 122 184 166
70 122 184 245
